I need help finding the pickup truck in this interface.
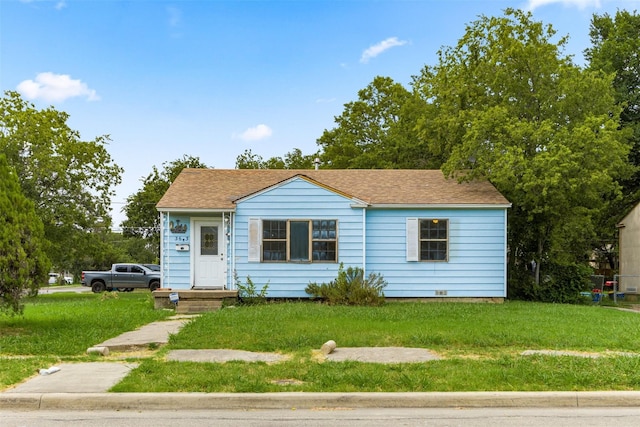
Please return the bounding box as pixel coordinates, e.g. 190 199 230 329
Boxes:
81 263 161 293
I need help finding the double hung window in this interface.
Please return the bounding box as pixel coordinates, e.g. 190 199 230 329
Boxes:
406 218 449 262
419 219 448 261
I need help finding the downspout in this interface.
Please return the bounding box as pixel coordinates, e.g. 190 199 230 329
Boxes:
503 209 508 298
165 212 170 288
362 206 366 276
231 211 236 290
159 211 164 285
223 212 231 290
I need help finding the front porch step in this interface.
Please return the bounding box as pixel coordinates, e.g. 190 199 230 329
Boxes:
153 289 238 313
176 300 222 314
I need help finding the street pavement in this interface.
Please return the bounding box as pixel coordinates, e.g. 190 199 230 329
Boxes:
3 314 640 411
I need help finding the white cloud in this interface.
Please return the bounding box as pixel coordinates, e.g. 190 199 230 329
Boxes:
526 0 601 10
20 0 67 9
17 72 100 102
234 124 273 141
360 37 408 63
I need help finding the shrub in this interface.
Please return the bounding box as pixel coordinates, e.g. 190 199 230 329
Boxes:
305 263 387 306
508 262 592 304
235 273 269 305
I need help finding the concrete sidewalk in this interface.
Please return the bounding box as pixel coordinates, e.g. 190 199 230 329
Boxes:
3 315 640 410
1 316 192 396
95 318 189 351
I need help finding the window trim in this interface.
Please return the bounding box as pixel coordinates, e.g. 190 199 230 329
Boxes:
418 218 449 262
259 219 338 263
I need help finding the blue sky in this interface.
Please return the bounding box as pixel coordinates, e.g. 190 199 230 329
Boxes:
1 0 639 228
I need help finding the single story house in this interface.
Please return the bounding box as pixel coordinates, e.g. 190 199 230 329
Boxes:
155 169 511 300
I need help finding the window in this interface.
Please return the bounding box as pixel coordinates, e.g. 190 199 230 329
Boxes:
312 220 337 261
259 219 337 262
406 218 448 262
200 226 218 255
419 219 448 261
262 220 286 261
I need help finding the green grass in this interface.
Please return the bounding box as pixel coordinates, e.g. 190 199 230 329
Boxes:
4 298 640 392
168 302 640 355
113 355 640 392
0 291 171 389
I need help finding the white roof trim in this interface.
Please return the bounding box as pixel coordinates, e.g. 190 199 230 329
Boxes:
368 203 512 209
157 207 235 213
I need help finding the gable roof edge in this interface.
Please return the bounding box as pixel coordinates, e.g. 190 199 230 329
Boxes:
233 174 369 206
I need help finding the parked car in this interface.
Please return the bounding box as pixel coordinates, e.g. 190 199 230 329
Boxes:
81 263 161 293
48 273 73 285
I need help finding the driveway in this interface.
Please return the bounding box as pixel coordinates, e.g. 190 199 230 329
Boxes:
38 286 90 294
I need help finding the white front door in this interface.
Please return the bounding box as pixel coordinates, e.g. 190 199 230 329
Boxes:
194 220 226 289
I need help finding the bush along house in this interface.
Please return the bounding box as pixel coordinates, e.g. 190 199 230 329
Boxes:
154 169 511 310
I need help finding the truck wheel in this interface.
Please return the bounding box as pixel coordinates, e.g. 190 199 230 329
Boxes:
149 282 160 292
91 281 106 293
117 287 127 292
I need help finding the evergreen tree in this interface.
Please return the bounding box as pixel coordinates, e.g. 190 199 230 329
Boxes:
0 154 50 314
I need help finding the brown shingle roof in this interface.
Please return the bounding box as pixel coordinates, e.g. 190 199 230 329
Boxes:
156 169 510 210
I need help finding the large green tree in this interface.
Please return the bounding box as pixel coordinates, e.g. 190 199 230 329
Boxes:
586 10 640 195
412 9 631 296
0 154 50 314
0 91 123 274
121 155 209 259
235 148 317 169
585 10 640 270
317 76 435 169
72 230 146 272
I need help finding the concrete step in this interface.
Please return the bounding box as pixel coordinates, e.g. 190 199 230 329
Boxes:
176 300 223 314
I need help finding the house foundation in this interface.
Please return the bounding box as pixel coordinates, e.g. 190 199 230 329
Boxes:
153 289 238 314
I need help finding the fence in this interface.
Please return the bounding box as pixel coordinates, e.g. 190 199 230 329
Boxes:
587 274 640 304
613 274 640 303
590 275 604 291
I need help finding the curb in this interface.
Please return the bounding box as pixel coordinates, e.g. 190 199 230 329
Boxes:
3 391 640 411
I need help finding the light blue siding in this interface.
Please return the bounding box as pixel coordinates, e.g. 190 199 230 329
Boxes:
365 209 506 297
160 178 507 298
233 178 364 298
160 214 192 289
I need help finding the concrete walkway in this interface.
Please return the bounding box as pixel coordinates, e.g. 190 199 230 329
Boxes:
3 363 138 394
3 315 640 410
1 316 191 396
95 319 188 351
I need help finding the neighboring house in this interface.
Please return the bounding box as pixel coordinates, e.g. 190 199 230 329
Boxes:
155 169 511 300
617 202 640 294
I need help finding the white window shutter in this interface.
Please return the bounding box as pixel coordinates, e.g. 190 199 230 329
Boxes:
406 218 419 261
248 218 261 262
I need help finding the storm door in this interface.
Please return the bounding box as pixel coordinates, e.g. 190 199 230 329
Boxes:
194 220 225 288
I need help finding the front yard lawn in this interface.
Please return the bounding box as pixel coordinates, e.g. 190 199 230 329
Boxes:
3 295 640 392
116 301 640 392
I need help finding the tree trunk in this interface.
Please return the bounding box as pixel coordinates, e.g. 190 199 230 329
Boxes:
535 237 543 285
